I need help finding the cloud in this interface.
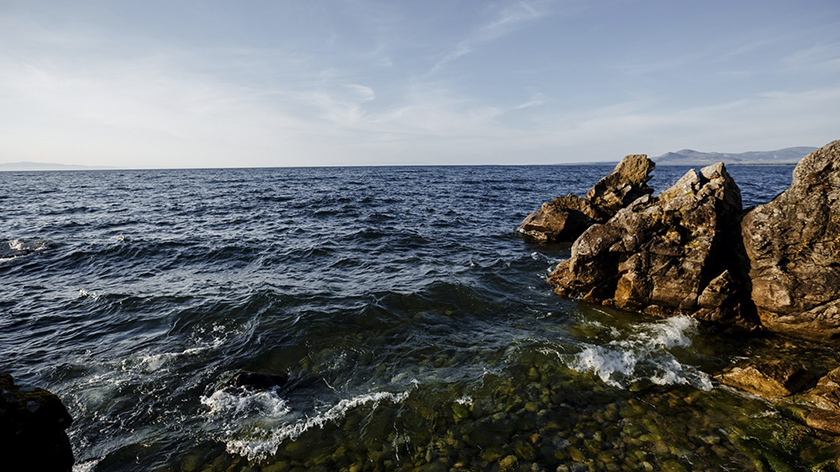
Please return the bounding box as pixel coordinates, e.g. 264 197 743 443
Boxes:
429 1 552 74
513 93 547 110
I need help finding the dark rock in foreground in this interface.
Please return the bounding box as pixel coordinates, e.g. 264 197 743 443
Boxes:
0 374 74 472
519 154 655 242
549 163 756 328
742 140 840 342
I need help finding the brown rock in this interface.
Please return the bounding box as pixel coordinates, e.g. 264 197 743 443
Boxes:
519 195 606 243
742 140 840 341
586 154 656 213
804 366 840 410
716 360 811 398
518 154 655 242
806 409 840 434
549 163 756 327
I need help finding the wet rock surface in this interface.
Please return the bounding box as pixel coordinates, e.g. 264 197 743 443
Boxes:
519 154 655 243
548 163 756 327
806 367 840 411
716 360 812 398
0 373 74 472
742 140 840 341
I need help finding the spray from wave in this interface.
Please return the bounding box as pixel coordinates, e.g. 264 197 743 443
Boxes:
564 316 712 390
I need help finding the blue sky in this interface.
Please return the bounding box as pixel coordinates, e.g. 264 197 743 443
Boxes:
1 0 839 168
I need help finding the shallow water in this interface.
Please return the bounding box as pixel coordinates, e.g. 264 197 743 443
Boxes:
3 164 837 471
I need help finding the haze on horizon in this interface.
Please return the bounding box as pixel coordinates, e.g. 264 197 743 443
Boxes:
1 0 839 169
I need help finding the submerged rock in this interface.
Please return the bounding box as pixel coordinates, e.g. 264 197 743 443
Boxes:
804 366 840 411
716 360 811 399
519 154 655 242
0 374 74 472
742 140 840 342
549 163 756 327
806 409 840 435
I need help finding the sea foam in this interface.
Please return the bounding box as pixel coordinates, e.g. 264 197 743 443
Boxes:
566 316 712 390
201 387 413 462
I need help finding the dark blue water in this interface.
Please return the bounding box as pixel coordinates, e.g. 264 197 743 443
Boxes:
2 165 833 471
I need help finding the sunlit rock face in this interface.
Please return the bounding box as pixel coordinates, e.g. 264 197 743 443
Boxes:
519 154 655 243
549 162 756 328
742 140 840 342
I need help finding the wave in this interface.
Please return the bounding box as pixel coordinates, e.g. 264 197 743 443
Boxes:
562 316 713 390
0 238 51 262
200 386 414 462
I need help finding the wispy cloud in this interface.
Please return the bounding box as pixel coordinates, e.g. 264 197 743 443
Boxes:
429 1 552 74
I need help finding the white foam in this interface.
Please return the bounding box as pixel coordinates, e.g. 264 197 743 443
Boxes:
566 316 712 390
455 395 473 407
78 289 101 300
201 388 291 418
72 459 100 472
8 239 48 252
203 387 413 462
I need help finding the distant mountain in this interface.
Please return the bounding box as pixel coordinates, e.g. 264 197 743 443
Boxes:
0 161 113 171
653 146 817 166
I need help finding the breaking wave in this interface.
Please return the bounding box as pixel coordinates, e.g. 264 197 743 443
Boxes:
566 316 713 390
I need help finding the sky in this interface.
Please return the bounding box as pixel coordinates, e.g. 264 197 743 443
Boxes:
1 0 839 168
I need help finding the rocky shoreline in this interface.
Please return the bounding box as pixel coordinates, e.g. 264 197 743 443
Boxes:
521 140 840 436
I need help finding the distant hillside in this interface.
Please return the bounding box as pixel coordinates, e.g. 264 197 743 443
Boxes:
654 146 817 166
0 161 112 171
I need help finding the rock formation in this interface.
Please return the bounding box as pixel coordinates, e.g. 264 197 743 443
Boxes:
716 360 811 398
805 366 840 411
0 374 74 471
519 154 655 242
585 154 657 214
548 163 755 327
742 140 840 342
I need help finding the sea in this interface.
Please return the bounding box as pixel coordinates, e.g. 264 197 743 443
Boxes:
2 164 837 472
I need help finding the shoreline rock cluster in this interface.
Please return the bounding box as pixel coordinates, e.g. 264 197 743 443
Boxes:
521 140 840 437
521 139 840 341
519 154 655 243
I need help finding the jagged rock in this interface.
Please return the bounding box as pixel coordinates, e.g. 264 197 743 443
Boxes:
742 140 840 342
0 374 74 472
716 360 811 399
803 366 840 411
519 154 654 242
518 195 607 243
806 409 840 435
549 163 756 327
586 154 656 213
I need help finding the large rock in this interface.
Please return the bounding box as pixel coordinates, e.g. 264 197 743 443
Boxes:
716 360 811 399
549 163 756 327
518 154 655 242
0 374 74 471
742 140 840 341
518 195 608 243
586 154 656 213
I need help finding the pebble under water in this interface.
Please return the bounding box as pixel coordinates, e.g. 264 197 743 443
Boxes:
2 164 838 471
